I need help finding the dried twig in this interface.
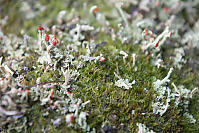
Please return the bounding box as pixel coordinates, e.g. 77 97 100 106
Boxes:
26 80 65 89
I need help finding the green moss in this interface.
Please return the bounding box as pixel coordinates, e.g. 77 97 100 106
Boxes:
1 0 199 132
25 103 79 133
14 29 198 133
71 38 188 132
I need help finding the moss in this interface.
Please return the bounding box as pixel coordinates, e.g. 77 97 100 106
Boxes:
70 37 188 132
25 103 79 133
10 19 198 133
1 0 199 132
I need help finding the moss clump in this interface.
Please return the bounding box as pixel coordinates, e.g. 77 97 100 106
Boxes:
72 37 188 132
1 0 199 132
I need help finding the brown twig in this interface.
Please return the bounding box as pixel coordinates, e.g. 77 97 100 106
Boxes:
26 80 65 89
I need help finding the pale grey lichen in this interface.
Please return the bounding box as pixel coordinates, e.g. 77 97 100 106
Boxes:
172 47 186 69
184 112 196 124
153 68 173 91
1 0 199 132
171 83 190 106
152 68 173 116
137 123 155 133
114 72 135 90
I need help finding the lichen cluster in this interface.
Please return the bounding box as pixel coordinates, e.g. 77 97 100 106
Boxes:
0 0 199 132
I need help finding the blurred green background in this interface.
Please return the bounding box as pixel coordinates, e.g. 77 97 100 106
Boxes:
0 0 109 36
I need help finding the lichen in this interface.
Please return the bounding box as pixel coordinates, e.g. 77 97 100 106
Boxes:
0 0 199 132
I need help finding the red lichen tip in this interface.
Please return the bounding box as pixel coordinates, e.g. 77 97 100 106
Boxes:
52 41 57 46
20 82 25 85
102 58 106 61
93 8 99 14
69 114 74 122
156 0 160 7
54 34 56 39
52 39 58 46
170 32 172 38
45 33 49 41
38 26 44 30
26 89 29 95
50 90 54 99
145 28 148 36
163 7 170 13
155 40 159 47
